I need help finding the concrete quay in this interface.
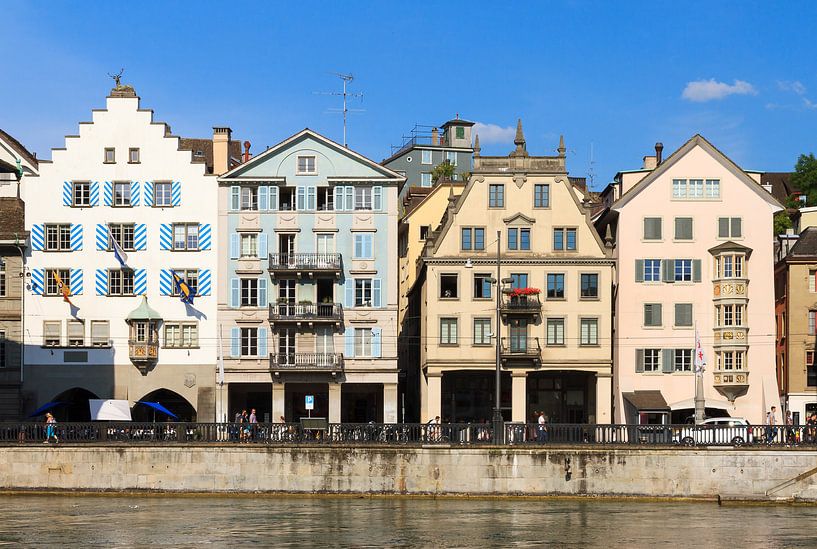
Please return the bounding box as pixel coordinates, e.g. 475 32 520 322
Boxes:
1 445 816 503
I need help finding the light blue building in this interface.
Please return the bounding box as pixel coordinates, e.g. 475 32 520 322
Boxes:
217 129 404 423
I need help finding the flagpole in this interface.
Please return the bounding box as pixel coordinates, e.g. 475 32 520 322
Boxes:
694 321 705 424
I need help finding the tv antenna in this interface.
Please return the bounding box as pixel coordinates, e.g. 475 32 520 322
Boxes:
315 73 364 147
587 141 597 189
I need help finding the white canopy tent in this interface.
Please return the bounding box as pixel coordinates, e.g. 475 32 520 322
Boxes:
89 399 132 421
668 397 732 412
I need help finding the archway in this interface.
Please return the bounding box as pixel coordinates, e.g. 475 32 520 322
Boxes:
132 389 196 422
51 388 100 422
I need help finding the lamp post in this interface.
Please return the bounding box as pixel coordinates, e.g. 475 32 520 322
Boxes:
493 230 505 444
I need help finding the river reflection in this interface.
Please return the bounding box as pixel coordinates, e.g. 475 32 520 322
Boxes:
0 495 815 547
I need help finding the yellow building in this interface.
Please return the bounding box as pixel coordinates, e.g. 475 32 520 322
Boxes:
412 121 614 424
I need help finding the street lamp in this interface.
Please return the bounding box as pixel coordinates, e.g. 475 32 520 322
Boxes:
493 230 506 444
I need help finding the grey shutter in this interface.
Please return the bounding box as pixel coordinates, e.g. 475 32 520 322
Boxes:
731 217 742 238
635 349 645 373
675 303 692 327
643 304 652 326
635 259 644 283
662 259 674 282
692 259 702 282
675 217 692 240
654 303 662 326
718 218 729 238
230 278 240 308
662 349 674 373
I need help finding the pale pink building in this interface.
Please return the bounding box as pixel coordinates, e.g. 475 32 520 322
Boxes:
597 135 783 424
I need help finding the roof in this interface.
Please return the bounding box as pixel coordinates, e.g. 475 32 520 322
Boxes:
179 138 242 175
126 295 162 321
402 182 464 221
0 128 38 170
622 390 669 411
0 198 25 241
786 226 817 259
441 118 475 128
708 240 753 257
760 172 798 204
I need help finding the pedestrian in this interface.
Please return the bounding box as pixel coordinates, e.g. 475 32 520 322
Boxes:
786 410 795 446
249 408 258 441
44 413 58 444
239 409 249 442
765 406 778 445
537 411 548 443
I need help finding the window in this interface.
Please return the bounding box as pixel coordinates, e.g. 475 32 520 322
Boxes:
717 351 745 371
473 318 491 345
675 349 693 372
719 304 744 327
643 349 660 372
420 226 430 240
675 303 693 327
810 270 817 293
580 273 599 298
462 228 472 250
420 173 432 187
508 228 531 250
674 217 693 240
643 218 662 240
489 184 505 207
690 179 703 198
353 233 373 259
173 223 199 251
0 331 5 368
706 179 720 198
809 311 816 336
717 254 744 278
643 259 661 282
68 320 84 347
534 184 550 208
241 234 258 257
508 228 517 250
674 259 692 282
241 187 258 211
240 327 258 357
0 259 5 297
154 182 172 207
440 318 458 345
128 148 140 164
474 274 492 299
546 318 565 346
91 321 110 347
807 351 817 387
355 279 373 307
45 269 69 296
553 228 576 251
718 217 742 238
355 187 372 210
440 274 458 299
672 179 687 199
421 150 432 165
171 269 198 297
644 303 662 327
446 151 457 166
455 126 465 139
461 227 484 251
279 188 295 210
113 182 131 206
73 182 91 207
108 269 134 296
316 233 334 255
296 155 316 174
317 187 334 211
580 318 598 346
547 273 565 299
44 321 61 347
165 322 198 348
240 278 259 307
355 328 373 356
104 148 115 163
108 223 135 251
45 224 71 251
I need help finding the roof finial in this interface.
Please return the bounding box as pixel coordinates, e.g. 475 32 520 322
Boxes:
473 134 481 157
558 134 566 157
514 118 525 147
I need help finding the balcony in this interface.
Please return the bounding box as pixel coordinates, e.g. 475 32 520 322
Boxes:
713 370 750 402
270 352 344 373
269 302 343 327
500 337 542 367
500 295 542 317
268 253 342 278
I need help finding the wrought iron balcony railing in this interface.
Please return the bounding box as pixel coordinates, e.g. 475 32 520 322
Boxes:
500 295 542 315
270 352 344 372
269 303 343 326
500 337 542 365
268 253 342 277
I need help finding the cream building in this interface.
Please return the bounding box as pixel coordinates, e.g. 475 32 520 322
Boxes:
597 135 782 425
413 121 614 424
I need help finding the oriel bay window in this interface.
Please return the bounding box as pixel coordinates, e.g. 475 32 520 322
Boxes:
108 269 135 296
716 254 745 278
716 351 745 371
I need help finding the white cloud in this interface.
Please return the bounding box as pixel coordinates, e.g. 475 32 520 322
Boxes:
473 122 515 144
681 79 758 102
777 80 817 109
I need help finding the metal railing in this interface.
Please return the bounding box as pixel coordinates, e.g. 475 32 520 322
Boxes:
270 352 344 371
268 252 342 272
5 422 817 447
269 303 343 323
500 338 542 358
500 295 542 314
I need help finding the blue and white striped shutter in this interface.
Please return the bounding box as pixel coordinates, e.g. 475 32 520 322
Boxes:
63 181 72 206
198 224 212 250
70 224 83 251
131 181 141 206
159 224 172 250
307 186 316 210
230 278 239 307
258 327 268 357
90 181 100 206
198 269 211 296
159 269 173 296
258 233 268 257
371 327 382 358
134 224 147 251
344 327 355 358
296 187 305 211
230 327 240 358
103 181 113 206
269 186 279 210
70 268 83 295
31 268 44 295
230 186 240 211
229 234 240 259
258 186 269 211
95 268 108 296
345 279 354 307
134 268 147 295
95 223 109 250
372 278 382 308
171 181 181 206
345 187 354 211
373 186 383 211
258 277 268 307
143 181 154 207
333 186 343 211
30 224 44 251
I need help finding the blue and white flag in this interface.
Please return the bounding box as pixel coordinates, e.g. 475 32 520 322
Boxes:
108 224 129 268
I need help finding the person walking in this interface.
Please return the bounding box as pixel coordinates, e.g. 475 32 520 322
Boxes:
786 410 795 447
249 408 258 441
44 413 58 444
765 406 778 445
537 411 548 443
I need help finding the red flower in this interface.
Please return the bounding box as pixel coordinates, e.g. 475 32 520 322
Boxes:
510 287 540 297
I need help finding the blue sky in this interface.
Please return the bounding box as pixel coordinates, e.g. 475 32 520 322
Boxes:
2 1 815 188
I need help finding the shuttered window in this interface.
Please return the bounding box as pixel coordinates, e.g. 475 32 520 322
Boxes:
674 303 693 327
718 217 742 238
644 303 662 327
643 218 662 240
674 217 693 240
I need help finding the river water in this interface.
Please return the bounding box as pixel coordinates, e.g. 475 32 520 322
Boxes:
0 495 815 547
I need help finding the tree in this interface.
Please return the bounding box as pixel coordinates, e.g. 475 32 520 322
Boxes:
774 211 793 235
431 161 455 183
791 153 817 206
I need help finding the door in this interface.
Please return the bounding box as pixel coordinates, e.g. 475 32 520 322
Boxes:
316 234 334 268
279 234 296 265
316 327 335 366
278 329 296 365
509 319 528 352
279 279 296 316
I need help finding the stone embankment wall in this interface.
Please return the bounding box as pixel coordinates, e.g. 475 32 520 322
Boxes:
1 446 816 501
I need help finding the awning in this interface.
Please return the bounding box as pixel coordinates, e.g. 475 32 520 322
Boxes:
623 390 669 411
28 401 63 417
89 399 133 421
136 401 178 419
668 397 732 411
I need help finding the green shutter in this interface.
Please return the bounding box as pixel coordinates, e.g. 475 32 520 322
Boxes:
635 349 645 373
718 218 729 238
693 259 702 282
662 349 674 373
654 304 662 326
635 259 644 283
662 259 674 283
731 218 742 238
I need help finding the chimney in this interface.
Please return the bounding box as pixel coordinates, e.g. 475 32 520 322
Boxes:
642 155 657 170
212 127 232 175
243 141 252 163
655 142 664 165
431 127 439 146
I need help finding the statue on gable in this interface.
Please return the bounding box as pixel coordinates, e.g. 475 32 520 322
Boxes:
108 68 136 96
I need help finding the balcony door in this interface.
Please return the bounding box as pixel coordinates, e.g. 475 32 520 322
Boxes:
278 279 296 316
279 329 296 365
316 234 335 268
509 319 528 352
279 234 296 265
510 273 529 306
316 327 334 364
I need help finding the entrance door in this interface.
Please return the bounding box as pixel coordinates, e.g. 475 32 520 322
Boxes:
278 329 296 365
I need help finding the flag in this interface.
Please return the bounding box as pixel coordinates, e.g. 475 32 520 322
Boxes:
108 224 129 268
694 326 706 374
52 270 73 305
172 270 194 305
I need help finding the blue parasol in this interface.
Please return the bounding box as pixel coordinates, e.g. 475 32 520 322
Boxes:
28 401 64 418
136 401 178 420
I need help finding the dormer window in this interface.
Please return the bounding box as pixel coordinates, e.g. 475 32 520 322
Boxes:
297 155 317 175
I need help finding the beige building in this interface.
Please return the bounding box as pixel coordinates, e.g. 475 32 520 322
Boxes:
412 121 614 424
